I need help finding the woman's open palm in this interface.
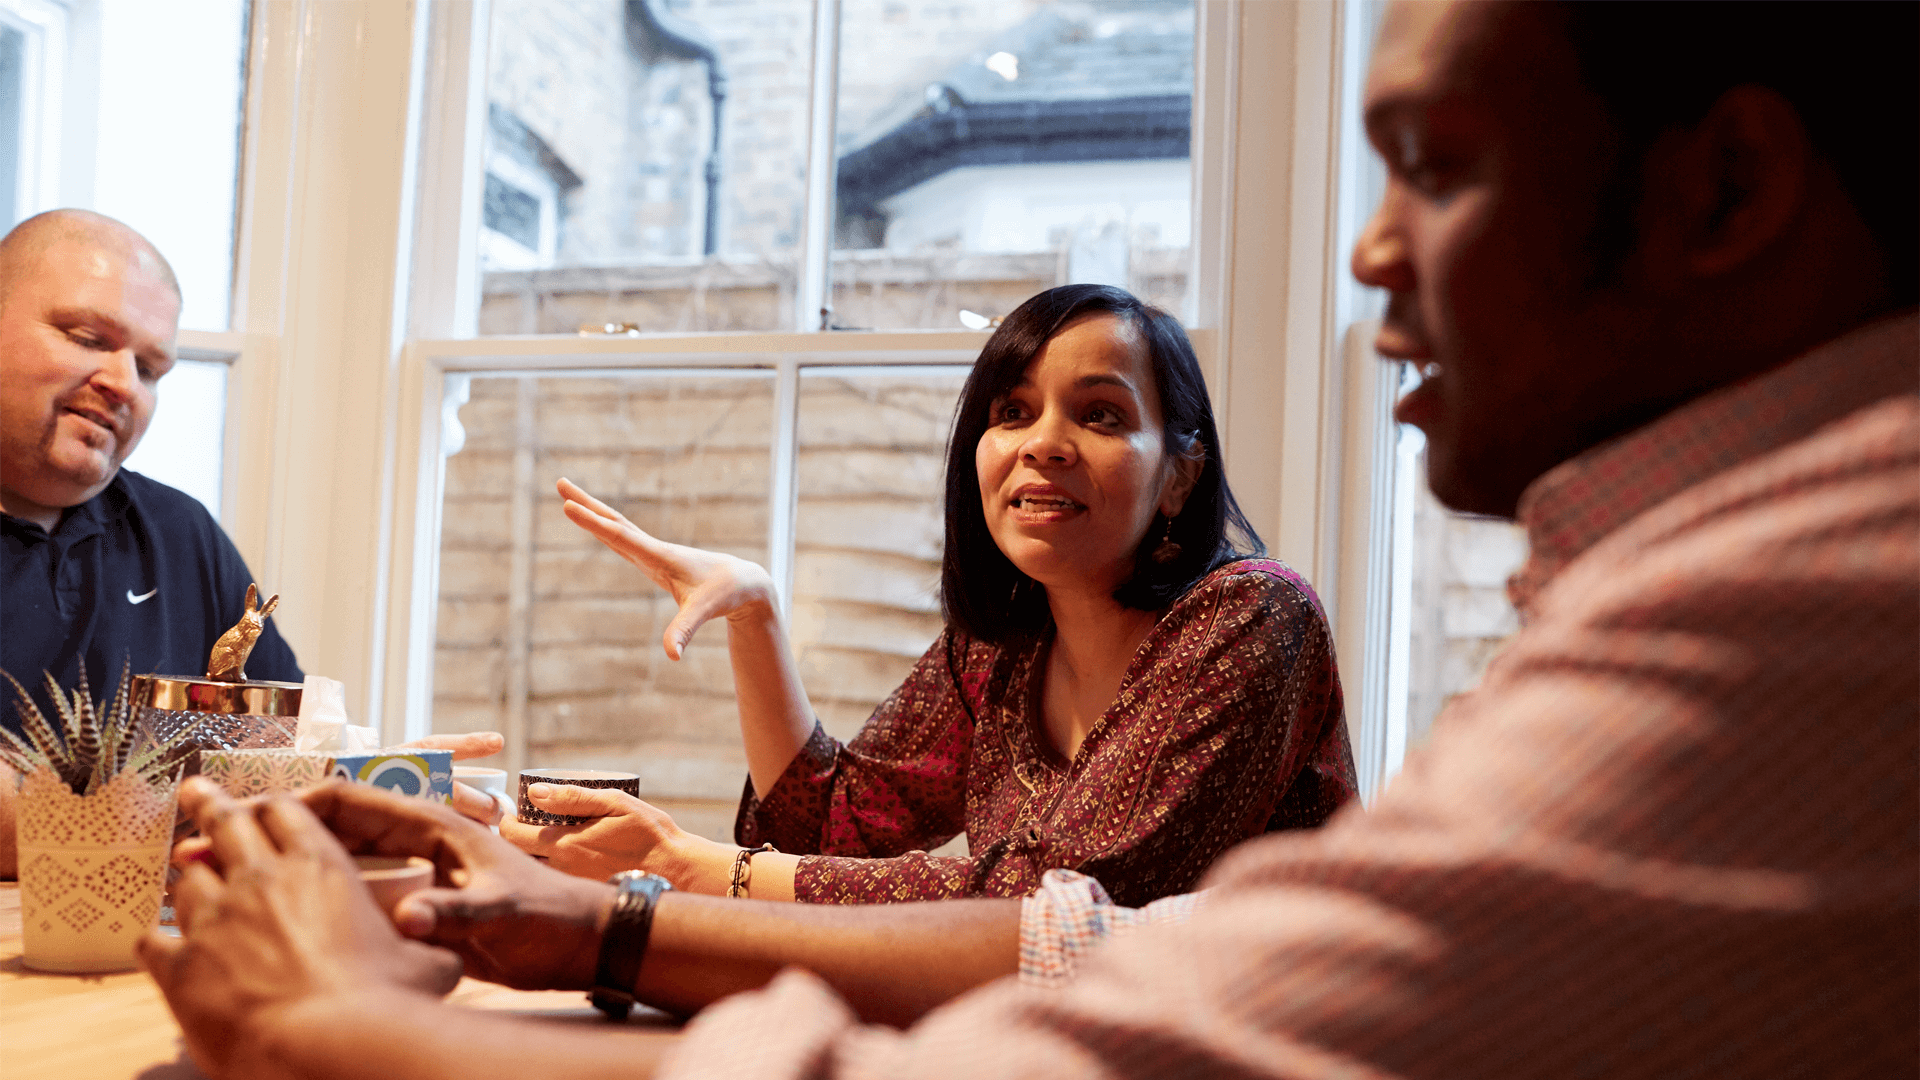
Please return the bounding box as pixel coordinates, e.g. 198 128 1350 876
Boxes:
557 477 775 659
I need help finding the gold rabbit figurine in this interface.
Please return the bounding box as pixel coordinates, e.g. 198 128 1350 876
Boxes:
206 583 279 683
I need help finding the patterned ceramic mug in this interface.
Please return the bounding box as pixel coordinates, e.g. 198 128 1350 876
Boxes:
516 768 641 826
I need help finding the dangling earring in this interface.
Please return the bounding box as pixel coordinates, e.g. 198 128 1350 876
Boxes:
1152 516 1182 564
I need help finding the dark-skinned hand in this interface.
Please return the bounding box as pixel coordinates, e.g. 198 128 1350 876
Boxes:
295 779 616 991
138 778 464 1078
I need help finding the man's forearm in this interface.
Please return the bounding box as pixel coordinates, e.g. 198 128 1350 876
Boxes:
637 893 1021 1026
255 990 676 1080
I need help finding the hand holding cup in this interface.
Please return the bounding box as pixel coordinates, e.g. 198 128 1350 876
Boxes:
501 779 708 887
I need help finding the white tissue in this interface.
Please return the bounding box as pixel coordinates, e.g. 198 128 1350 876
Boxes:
294 676 381 752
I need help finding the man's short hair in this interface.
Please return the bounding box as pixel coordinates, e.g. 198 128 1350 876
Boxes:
1558 1 1918 305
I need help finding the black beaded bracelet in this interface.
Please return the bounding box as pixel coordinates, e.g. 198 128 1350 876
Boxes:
589 871 673 1021
727 843 776 899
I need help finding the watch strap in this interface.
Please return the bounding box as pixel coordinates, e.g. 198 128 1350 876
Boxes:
589 871 672 1020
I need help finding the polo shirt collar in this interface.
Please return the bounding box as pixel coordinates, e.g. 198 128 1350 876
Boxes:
2 473 127 547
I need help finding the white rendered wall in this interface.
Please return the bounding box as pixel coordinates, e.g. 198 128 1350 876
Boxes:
879 159 1191 254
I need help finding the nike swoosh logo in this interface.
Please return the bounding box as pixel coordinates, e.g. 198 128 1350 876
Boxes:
127 588 158 605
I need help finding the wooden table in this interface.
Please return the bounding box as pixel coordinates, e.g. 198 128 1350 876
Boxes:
0 883 674 1079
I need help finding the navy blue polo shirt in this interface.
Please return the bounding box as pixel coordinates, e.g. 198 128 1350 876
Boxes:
1 469 301 736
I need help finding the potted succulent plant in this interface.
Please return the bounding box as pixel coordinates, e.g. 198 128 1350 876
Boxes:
2 661 200 973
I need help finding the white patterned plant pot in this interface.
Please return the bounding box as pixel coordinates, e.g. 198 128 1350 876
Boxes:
16 766 180 973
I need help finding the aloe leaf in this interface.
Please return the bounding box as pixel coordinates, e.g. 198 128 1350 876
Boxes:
43 670 94 793
67 661 102 790
104 657 135 775
0 723 41 765
43 670 79 750
4 670 73 783
0 742 35 777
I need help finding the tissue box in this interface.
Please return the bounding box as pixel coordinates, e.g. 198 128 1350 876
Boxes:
331 750 453 804
202 747 454 804
202 748 335 798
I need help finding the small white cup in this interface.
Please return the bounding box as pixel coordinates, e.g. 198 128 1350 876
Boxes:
453 766 513 829
453 766 508 795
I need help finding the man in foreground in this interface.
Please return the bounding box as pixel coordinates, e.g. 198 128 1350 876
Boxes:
138 2 1917 1076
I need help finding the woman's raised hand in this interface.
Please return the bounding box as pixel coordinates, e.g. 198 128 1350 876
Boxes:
557 477 775 660
556 476 818 804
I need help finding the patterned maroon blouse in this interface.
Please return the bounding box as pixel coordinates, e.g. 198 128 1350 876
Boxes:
736 558 1357 906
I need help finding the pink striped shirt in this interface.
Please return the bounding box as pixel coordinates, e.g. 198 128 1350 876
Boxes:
661 313 1919 1080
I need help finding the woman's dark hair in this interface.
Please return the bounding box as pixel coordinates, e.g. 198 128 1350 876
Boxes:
940 284 1263 642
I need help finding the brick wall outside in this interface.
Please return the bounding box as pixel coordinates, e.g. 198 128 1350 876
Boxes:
435 373 775 838
482 0 1191 333
489 0 815 266
479 247 1189 333
789 370 967 739
434 368 965 840
1403 451 1528 748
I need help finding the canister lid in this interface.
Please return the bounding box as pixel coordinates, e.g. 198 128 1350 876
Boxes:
133 674 304 716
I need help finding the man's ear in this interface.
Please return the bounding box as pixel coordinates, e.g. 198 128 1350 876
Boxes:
1662 85 1811 281
1159 440 1204 518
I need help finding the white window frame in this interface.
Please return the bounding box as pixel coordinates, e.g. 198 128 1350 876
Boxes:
0 0 65 226
168 330 247 526
224 0 1401 793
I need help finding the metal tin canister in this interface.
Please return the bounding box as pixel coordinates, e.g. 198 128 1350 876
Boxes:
132 675 304 768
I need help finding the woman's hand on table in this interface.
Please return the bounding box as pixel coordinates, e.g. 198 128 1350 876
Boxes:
557 477 778 658
500 782 729 893
138 778 465 1078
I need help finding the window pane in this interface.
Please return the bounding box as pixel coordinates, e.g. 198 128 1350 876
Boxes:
77 0 247 331
121 359 228 518
0 23 22 224
790 367 968 736
433 371 774 841
831 0 1194 329
480 0 814 333
1396 426 1527 751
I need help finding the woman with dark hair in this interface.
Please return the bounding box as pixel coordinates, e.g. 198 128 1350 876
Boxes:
506 284 1355 906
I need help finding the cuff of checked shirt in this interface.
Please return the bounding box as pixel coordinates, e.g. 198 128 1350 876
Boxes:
1017 869 1211 988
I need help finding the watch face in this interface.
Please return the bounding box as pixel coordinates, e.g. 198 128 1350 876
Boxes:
609 871 672 893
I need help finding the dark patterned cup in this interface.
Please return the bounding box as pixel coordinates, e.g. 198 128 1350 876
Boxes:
516 768 641 826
